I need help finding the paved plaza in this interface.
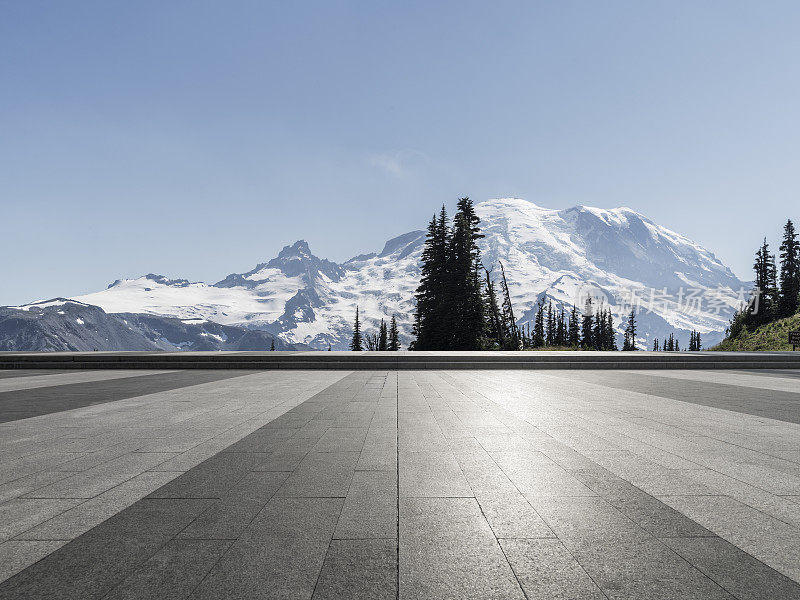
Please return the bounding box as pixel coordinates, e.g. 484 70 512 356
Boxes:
0 367 799 599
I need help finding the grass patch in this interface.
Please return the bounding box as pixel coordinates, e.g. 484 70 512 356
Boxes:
711 312 800 351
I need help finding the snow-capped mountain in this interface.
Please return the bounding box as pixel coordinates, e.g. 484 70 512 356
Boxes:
70 199 747 349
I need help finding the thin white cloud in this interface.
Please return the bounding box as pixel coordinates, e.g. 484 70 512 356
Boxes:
368 153 407 178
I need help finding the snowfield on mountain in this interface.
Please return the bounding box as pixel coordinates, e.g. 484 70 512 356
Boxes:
70 198 747 349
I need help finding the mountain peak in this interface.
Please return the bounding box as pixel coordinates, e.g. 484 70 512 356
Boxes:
280 240 312 256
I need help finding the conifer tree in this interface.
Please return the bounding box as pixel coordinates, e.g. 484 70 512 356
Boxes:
447 198 485 350
350 306 363 351
484 271 503 349
623 309 637 350
556 307 566 346
753 238 779 325
779 219 800 317
568 305 580 347
533 300 546 347
378 319 388 351
607 310 618 350
653 338 659 351
688 330 702 351
270 339 275 351
545 302 555 346
388 315 400 351
413 207 450 350
593 306 605 350
581 298 594 349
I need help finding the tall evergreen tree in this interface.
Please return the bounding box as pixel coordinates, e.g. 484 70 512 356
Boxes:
622 309 637 351
568 305 580 347
592 306 605 350
413 207 450 350
533 300 546 347
270 339 275 351
581 298 594 349
447 198 485 350
556 307 567 346
350 306 363 351
779 219 800 317
388 315 400 351
752 238 779 325
545 302 555 346
653 338 659 351
607 310 618 350
378 319 388 351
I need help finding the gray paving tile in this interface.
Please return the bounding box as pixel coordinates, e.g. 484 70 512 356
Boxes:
571 537 735 600
148 453 270 499
334 471 397 540
104 539 231 600
0 540 67 584
400 451 472 498
399 497 525 599
0 498 82 542
0 499 214 600
663 536 800 600
312 427 368 452
580 476 714 538
477 494 554 539
312 539 397 600
178 471 289 540
189 497 343 600
276 451 359 498
501 538 606 600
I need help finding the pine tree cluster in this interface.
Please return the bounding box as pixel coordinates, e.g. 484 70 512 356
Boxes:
411 198 489 350
351 308 401 351
728 219 799 339
652 330 701 352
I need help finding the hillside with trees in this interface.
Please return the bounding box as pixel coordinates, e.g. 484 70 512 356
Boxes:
715 219 800 350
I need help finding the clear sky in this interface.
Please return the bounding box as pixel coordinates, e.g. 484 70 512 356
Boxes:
2 1 799 305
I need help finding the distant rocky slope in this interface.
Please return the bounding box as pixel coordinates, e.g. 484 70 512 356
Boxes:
0 299 305 352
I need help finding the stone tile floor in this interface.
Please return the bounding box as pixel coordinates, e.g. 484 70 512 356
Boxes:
0 368 798 599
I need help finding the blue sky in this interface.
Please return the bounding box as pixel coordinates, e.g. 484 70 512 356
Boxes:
2 1 799 304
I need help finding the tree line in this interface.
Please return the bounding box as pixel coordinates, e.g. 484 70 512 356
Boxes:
349 307 400 351
729 219 799 338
